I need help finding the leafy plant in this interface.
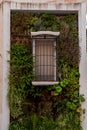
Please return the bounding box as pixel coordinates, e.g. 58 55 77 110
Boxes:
8 43 33 118
9 112 81 130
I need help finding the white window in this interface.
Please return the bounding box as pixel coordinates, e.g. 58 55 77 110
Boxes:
31 31 60 85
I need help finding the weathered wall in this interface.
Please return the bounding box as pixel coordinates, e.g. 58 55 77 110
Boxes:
0 0 86 4
0 4 3 130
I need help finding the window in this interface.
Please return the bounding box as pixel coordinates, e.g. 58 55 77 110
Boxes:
31 31 60 85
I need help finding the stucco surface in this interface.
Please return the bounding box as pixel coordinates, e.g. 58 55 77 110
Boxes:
0 3 3 114
0 0 86 3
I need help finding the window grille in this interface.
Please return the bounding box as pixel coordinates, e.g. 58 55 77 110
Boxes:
31 31 60 85
35 39 56 81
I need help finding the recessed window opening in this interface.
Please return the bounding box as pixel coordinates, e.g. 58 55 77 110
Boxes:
31 31 60 85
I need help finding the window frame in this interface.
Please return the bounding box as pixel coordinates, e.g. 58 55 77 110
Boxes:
31 31 60 86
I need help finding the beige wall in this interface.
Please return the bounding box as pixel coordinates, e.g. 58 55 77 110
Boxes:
0 3 3 130
0 2 3 114
0 0 86 4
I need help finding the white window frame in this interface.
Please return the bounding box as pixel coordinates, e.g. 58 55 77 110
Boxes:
31 31 60 85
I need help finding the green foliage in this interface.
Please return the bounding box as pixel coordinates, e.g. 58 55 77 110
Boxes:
9 112 81 130
9 114 56 130
11 12 60 33
55 111 82 130
9 12 83 130
30 13 60 31
8 43 33 118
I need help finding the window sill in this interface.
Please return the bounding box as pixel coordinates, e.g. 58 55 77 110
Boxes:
32 81 58 86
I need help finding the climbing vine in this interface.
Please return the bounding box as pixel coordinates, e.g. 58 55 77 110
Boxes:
8 12 84 130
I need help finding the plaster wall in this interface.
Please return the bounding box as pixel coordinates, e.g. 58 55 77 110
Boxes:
0 4 3 130
78 3 87 129
0 0 86 4
0 1 87 130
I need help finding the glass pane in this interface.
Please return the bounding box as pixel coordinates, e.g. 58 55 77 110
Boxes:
34 39 56 81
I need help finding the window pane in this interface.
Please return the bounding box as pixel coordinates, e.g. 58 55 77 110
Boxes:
34 39 56 81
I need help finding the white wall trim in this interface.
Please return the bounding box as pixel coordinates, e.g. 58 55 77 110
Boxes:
32 81 58 86
0 3 3 130
2 2 10 130
78 2 87 130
